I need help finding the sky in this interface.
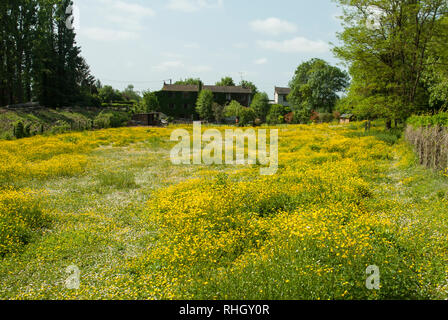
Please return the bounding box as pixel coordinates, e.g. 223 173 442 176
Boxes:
74 0 344 99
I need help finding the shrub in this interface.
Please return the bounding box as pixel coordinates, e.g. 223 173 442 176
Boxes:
0 188 47 256
50 120 71 134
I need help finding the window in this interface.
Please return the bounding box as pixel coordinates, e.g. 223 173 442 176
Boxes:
283 95 288 102
170 103 175 109
226 93 232 101
184 104 189 109
183 92 190 98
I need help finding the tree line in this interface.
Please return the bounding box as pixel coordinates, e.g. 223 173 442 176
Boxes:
0 0 96 107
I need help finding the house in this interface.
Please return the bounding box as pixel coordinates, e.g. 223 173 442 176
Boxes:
340 114 354 124
274 87 291 107
156 83 252 120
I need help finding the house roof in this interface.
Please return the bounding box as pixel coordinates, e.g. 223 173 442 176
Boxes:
162 84 200 92
275 87 291 95
161 84 252 94
203 85 252 94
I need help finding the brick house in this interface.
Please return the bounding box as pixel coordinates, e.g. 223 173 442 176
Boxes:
156 83 252 120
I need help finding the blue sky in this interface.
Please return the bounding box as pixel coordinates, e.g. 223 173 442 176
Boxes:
74 0 344 99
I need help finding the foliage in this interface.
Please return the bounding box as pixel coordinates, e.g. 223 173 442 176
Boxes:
224 100 245 118
0 0 96 107
240 80 258 94
267 104 288 125
196 90 214 122
238 107 256 127
0 188 46 256
216 77 236 87
333 0 448 121
175 78 203 86
98 86 123 104
212 103 225 124
94 111 130 129
407 113 448 128
140 91 160 113
250 92 270 122
289 58 349 114
122 85 141 102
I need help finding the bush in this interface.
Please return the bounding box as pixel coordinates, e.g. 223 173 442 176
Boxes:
407 113 448 128
267 104 285 125
94 111 130 129
238 107 256 126
0 188 47 256
50 120 71 134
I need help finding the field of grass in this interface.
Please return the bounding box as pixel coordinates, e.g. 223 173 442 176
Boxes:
0 123 447 300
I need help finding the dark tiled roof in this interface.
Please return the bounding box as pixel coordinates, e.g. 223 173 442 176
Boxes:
162 84 200 92
275 87 291 95
203 85 252 94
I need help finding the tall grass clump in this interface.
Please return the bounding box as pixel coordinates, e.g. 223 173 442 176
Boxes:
0 188 47 256
406 113 448 171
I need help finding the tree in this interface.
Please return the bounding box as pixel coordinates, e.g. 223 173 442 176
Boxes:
196 89 214 122
216 77 235 86
333 0 448 123
123 85 141 102
224 100 244 118
266 104 286 125
0 0 96 107
98 86 122 103
175 78 203 86
141 91 160 112
240 80 258 94
212 103 225 123
289 58 349 115
250 92 270 122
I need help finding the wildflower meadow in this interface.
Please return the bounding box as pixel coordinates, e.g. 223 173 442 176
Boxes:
0 122 447 300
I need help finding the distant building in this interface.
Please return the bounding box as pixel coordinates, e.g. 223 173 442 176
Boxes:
340 114 354 124
156 83 252 120
274 87 291 107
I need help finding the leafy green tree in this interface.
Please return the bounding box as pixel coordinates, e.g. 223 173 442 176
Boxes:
333 0 448 123
216 77 235 87
99 86 122 103
240 80 258 94
141 91 160 112
289 58 349 115
238 108 256 127
122 85 141 102
250 92 270 122
175 78 203 86
224 100 244 118
267 104 287 125
212 103 225 123
196 89 214 122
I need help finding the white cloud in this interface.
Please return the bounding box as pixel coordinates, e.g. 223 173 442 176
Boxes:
254 58 268 65
184 42 200 49
233 42 248 49
250 18 297 36
153 60 212 73
80 27 139 41
167 0 223 12
153 61 185 71
257 37 329 53
94 0 155 31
